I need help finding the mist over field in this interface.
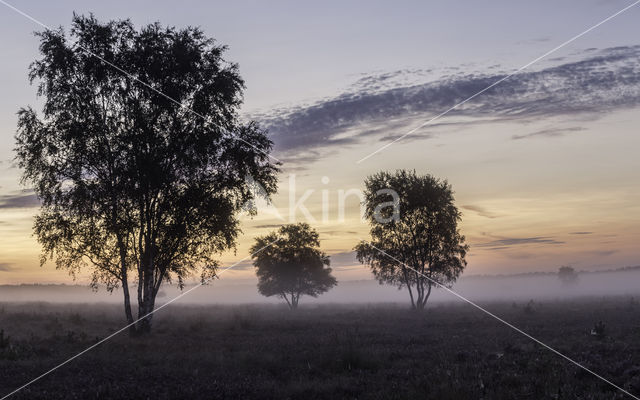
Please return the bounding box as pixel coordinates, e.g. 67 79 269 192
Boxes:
2 268 639 305
1 1 639 398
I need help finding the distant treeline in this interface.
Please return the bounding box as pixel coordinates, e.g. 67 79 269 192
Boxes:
3 265 640 289
464 265 640 280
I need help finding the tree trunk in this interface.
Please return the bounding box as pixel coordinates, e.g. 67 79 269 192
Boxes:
415 281 432 311
408 292 416 309
121 276 136 336
415 279 424 311
137 300 154 333
421 282 432 309
116 234 136 335
138 283 155 333
281 292 293 309
136 255 156 334
402 269 416 309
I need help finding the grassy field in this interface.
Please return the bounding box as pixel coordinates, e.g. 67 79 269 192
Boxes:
1 297 640 399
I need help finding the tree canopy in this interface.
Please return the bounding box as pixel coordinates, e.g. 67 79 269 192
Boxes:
250 223 337 309
355 170 468 310
15 14 279 332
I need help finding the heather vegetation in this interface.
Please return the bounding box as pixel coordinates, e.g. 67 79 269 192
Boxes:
1 297 639 399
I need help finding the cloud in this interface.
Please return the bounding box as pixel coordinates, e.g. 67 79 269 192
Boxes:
225 259 254 271
586 250 617 257
0 263 14 272
516 37 552 45
0 191 39 209
276 149 330 172
512 126 585 140
253 224 284 229
258 45 640 163
320 230 358 236
569 231 593 235
461 205 501 219
504 251 537 260
328 251 359 268
475 236 564 249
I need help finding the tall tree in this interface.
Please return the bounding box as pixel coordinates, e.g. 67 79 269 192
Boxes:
250 223 337 309
355 170 468 310
15 15 279 333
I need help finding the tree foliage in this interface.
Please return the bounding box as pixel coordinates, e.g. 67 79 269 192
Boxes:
250 223 336 309
355 170 468 310
15 15 279 332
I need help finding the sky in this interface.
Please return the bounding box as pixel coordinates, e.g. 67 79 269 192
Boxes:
0 0 639 285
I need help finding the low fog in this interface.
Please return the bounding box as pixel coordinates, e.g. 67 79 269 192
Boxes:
1 268 639 305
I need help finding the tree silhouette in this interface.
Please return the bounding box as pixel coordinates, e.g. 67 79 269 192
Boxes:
355 170 468 310
15 15 279 333
250 223 337 309
558 265 578 286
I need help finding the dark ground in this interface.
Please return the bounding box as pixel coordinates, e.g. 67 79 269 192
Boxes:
1 297 639 399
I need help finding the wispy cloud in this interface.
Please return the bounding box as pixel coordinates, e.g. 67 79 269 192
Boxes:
475 236 565 249
512 126 585 140
0 263 14 272
461 205 501 219
253 224 284 229
259 45 640 163
328 251 359 268
586 249 617 257
225 259 254 271
516 37 552 45
0 191 39 209
321 230 359 236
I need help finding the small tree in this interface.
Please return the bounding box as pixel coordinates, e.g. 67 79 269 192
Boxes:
558 265 578 286
355 170 468 310
250 223 337 309
15 15 278 333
